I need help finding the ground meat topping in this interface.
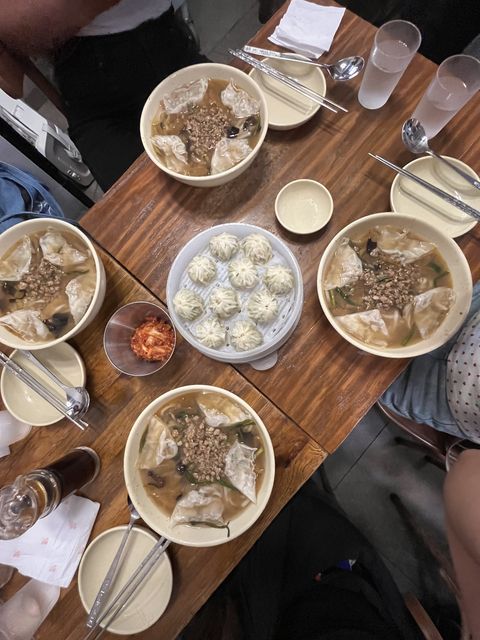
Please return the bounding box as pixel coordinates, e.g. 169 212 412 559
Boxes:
181 102 229 162
16 259 63 305
172 415 229 483
360 260 419 310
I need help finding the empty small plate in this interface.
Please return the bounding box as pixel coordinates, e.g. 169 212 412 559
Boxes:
390 155 480 238
0 343 86 426
275 179 333 234
249 59 326 130
78 525 173 635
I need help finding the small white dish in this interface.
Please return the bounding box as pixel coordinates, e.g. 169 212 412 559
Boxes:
275 179 333 234
390 155 480 238
249 58 326 130
0 343 86 426
78 525 173 635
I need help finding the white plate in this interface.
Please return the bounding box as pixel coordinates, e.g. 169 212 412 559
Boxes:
78 525 172 635
249 58 326 130
0 343 86 426
390 155 480 238
166 223 303 367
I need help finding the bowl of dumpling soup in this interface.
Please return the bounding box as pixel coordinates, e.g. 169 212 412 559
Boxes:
124 385 275 547
0 218 106 350
140 63 268 187
317 212 472 358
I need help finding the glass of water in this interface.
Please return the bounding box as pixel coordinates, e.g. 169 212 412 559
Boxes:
358 20 421 110
412 54 480 139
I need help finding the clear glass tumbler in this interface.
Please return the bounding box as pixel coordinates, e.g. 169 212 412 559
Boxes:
412 54 480 139
358 20 421 110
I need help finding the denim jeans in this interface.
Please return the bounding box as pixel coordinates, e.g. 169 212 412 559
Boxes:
381 281 480 437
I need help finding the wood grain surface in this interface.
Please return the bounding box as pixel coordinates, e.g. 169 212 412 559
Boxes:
80 0 480 455
0 248 325 639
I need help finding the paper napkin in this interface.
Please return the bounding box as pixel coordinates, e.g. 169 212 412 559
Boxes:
269 0 346 59
0 495 100 588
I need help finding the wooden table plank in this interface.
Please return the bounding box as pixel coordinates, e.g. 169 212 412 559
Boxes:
0 248 325 639
79 2 480 455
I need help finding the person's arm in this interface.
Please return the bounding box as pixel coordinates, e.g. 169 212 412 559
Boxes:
0 0 119 55
444 449 480 639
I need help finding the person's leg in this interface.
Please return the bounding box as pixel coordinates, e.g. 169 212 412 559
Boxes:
54 9 207 189
381 282 480 435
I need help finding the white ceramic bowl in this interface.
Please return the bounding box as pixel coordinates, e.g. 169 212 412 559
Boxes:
317 212 472 358
140 63 268 187
0 218 106 350
124 385 275 547
275 179 333 234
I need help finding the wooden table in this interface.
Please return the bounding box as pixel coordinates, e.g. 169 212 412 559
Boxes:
80 1 480 456
1 248 325 639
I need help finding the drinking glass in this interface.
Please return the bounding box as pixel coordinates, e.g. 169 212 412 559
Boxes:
358 20 422 109
412 54 480 139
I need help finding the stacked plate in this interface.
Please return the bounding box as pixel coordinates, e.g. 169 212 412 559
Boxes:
166 223 303 370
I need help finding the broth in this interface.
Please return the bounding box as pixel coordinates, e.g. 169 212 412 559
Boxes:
324 226 454 348
137 391 265 534
151 78 261 176
0 229 96 342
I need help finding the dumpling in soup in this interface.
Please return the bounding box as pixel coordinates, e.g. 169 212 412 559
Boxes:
171 485 225 526
151 135 188 172
225 441 257 503
211 138 251 175
407 287 456 338
336 309 389 347
138 415 178 469
373 226 436 264
0 236 32 281
40 230 88 271
0 309 50 341
323 237 363 290
221 81 260 118
65 273 95 324
162 78 208 114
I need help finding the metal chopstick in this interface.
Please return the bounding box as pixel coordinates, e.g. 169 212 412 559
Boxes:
368 153 480 221
244 45 318 65
82 538 170 640
229 49 347 114
0 352 88 430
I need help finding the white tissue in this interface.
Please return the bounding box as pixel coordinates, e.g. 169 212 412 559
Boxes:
269 0 345 59
0 411 31 458
0 495 100 588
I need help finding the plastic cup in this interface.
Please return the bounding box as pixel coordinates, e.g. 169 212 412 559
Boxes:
358 20 421 109
412 54 480 138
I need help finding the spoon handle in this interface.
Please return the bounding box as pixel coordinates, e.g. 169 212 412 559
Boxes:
243 45 325 68
86 519 135 628
428 150 480 191
19 349 69 391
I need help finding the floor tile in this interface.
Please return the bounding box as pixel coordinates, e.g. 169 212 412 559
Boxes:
209 4 262 60
323 404 388 489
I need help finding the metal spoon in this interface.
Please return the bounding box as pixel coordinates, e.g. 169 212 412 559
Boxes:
19 349 90 416
243 46 365 81
86 498 141 628
402 118 480 190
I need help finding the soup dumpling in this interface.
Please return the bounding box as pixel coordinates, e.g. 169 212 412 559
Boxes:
241 234 272 265
228 258 258 289
209 233 239 261
264 264 294 295
187 255 216 285
209 287 240 319
0 236 32 281
173 289 204 321
247 290 278 324
196 317 226 349
230 319 263 351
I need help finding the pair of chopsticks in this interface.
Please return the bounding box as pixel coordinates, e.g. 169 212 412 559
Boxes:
369 153 480 221
229 48 347 114
82 537 171 640
0 351 88 430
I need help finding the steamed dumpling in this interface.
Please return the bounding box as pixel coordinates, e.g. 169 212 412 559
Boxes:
173 289 204 320
230 319 263 351
0 236 32 281
211 138 251 175
39 230 88 271
151 135 187 172
247 290 278 324
0 309 50 342
241 234 272 265
195 317 226 348
228 259 258 289
264 265 294 295
187 255 216 285
221 81 260 118
65 273 95 323
209 287 240 319
209 233 239 261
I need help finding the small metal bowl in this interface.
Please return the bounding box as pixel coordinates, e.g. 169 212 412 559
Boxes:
103 302 176 376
